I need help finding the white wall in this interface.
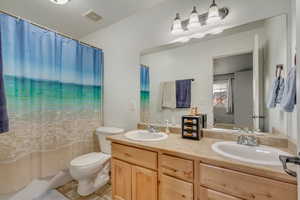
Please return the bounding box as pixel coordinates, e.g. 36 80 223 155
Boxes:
81 0 292 132
263 15 288 135
287 0 297 141
141 29 262 127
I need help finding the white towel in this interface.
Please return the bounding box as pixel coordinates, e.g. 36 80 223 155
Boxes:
161 81 176 109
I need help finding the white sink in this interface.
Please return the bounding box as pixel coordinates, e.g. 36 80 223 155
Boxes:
212 141 292 166
125 130 168 142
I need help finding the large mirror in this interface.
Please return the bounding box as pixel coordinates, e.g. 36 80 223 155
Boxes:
140 14 288 133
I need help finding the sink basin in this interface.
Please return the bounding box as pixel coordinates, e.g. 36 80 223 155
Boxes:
125 130 168 142
212 141 292 166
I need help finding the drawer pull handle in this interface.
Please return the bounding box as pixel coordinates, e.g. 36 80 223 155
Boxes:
183 171 193 178
124 153 131 157
162 165 178 172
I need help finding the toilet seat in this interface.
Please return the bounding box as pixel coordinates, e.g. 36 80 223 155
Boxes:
71 152 111 168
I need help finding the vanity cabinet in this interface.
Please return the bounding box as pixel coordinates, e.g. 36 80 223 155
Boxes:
110 142 297 200
111 143 158 200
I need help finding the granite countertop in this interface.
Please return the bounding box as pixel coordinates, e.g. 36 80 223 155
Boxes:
108 133 297 184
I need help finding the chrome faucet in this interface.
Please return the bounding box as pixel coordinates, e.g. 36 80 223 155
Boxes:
148 124 159 133
236 128 259 146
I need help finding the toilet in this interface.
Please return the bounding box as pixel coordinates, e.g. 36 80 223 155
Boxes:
69 127 124 196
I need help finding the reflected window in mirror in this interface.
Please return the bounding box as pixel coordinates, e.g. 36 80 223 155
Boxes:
213 80 228 108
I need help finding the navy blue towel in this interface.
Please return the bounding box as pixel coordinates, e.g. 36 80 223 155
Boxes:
0 30 9 133
176 79 192 108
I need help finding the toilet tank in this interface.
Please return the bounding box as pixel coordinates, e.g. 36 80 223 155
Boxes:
96 127 124 154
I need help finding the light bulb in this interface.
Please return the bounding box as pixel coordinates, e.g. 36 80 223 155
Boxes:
192 32 206 39
209 27 224 35
207 0 221 25
187 6 201 30
171 36 191 43
171 13 184 35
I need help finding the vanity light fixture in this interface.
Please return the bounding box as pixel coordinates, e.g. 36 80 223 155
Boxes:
207 0 222 25
50 0 70 5
171 36 191 43
170 0 229 37
192 32 206 39
171 13 184 35
209 27 224 35
187 6 201 30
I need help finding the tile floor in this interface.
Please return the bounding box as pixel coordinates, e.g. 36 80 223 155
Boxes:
57 181 112 200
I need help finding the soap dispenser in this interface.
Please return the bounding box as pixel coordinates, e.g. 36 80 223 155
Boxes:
165 120 171 134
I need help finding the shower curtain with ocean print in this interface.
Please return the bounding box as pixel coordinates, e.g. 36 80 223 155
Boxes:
0 14 103 193
140 65 150 123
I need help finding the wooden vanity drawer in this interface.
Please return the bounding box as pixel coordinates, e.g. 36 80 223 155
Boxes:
160 154 194 182
199 187 242 200
199 164 297 200
112 143 157 170
159 174 193 200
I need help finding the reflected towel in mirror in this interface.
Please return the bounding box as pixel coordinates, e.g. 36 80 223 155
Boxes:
176 79 192 108
161 81 176 109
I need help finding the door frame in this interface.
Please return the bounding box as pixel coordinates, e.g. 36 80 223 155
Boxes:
212 49 261 130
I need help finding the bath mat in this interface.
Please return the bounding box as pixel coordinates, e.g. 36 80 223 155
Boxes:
9 180 68 200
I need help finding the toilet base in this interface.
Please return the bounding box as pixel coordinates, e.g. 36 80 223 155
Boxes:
77 162 110 196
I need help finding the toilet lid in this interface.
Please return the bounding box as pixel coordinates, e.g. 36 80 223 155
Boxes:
71 152 110 167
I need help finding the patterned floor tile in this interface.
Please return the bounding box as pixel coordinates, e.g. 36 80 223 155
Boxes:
57 181 112 200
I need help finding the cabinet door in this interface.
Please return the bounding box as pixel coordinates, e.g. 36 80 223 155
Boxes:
112 159 132 200
199 187 242 200
159 174 193 200
132 165 157 200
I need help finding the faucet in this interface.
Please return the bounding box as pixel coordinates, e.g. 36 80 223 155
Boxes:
147 124 159 133
236 128 259 146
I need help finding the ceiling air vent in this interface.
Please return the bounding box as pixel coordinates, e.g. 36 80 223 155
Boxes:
83 10 102 22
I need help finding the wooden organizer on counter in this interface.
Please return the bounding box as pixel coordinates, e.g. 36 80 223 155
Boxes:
182 115 207 140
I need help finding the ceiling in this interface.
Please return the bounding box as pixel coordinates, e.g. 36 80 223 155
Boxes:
0 0 166 39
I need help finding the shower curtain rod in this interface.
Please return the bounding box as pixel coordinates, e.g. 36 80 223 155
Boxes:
0 9 102 51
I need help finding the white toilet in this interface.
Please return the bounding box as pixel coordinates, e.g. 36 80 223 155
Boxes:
69 127 124 196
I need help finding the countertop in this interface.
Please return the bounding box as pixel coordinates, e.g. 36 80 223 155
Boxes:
108 133 297 184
